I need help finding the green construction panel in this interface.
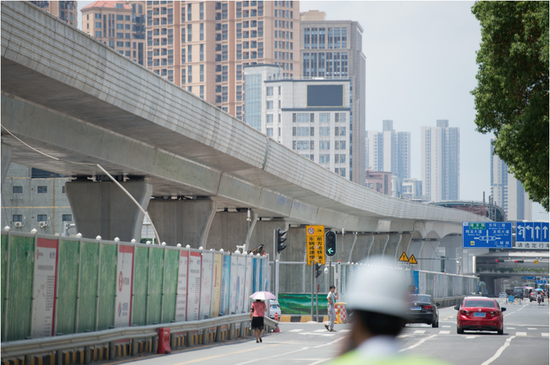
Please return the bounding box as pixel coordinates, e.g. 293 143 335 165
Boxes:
147 247 164 325
1 234 8 341
7 235 35 341
132 246 149 326
161 249 179 324
55 240 80 335
77 241 99 333
97 244 117 330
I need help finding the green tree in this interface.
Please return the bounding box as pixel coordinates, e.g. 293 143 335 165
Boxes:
471 1 549 211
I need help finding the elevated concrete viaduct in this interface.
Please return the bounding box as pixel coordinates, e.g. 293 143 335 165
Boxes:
1 2 485 273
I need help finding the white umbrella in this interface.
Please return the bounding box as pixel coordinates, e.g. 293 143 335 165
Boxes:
250 291 276 301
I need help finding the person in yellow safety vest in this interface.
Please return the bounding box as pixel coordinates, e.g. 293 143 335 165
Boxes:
327 256 451 365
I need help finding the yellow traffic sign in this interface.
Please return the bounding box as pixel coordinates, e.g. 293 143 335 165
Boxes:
408 254 418 265
399 252 409 262
534 260 539 264
306 225 325 265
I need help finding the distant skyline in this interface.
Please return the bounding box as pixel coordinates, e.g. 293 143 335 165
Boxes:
76 1 547 220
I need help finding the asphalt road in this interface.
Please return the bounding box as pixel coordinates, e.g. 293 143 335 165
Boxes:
110 299 548 365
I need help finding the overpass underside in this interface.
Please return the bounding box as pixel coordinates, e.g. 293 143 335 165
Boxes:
1 2 484 273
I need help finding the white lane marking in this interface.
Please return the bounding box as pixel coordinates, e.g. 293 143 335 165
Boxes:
399 335 437 353
236 347 310 365
527 328 537 330
439 331 450 335
480 336 516 365
397 335 409 339
298 332 335 337
516 332 527 336
465 336 477 339
314 329 328 333
289 329 304 332
340 329 350 332
507 327 515 330
542 333 549 337
307 360 329 365
413 330 426 334
442 325 451 328
313 336 346 349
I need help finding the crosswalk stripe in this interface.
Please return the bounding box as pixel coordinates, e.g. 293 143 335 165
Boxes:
314 329 327 333
527 328 537 330
439 331 450 335
542 333 549 337
414 330 426 334
289 329 303 332
516 332 527 336
465 336 476 339
442 325 450 328
507 327 515 330
340 329 350 332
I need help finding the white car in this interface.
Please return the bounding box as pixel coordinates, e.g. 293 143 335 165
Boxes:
269 300 282 319
498 292 507 298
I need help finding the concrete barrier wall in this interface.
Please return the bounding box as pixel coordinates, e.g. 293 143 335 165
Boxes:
1 232 269 342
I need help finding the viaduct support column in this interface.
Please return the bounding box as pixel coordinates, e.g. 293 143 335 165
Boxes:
420 239 440 272
347 234 374 263
65 179 152 242
147 198 217 248
384 233 402 259
2 143 12 186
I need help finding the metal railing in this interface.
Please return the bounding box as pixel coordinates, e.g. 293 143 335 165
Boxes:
1 314 279 358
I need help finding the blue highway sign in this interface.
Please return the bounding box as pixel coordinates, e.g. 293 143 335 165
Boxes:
463 222 512 249
516 222 549 250
535 280 547 285
523 276 536 280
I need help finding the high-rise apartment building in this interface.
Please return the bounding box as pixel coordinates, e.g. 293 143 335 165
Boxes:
244 64 354 180
81 1 147 66
421 120 460 202
299 10 366 185
31 1 78 27
83 1 301 120
366 120 410 196
490 140 532 221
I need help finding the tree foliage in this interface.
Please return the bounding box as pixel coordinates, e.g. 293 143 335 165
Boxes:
471 1 549 211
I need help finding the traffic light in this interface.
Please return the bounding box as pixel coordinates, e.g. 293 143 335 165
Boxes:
315 263 323 278
275 228 287 254
325 231 336 257
515 259 524 263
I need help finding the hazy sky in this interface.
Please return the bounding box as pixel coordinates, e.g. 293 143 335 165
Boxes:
77 1 547 220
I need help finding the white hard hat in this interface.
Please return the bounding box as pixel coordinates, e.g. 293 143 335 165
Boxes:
347 256 409 318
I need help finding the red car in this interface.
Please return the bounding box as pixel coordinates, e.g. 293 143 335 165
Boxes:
454 297 506 335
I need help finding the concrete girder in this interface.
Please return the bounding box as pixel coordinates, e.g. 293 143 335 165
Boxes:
412 221 463 240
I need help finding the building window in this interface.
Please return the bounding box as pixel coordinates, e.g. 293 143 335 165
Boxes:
200 64 204 81
267 100 273 110
12 186 22 194
37 214 48 222
266 114 273 123
297 141 309 150
320 154 330 163
320 141 330 150
266 86 273 96
266 128 273 137
37 186 47 193
12 214 22 222
62 214 73 222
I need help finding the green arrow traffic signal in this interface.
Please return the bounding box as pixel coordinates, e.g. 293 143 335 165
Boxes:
325 231 336 257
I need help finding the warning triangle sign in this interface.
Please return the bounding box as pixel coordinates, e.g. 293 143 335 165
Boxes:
408 254 418 265
399 252 409 262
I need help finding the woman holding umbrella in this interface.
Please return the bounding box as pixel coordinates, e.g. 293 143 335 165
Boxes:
250 291 273 343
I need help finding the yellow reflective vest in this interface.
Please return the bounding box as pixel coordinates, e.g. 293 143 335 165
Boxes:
328 350 451 365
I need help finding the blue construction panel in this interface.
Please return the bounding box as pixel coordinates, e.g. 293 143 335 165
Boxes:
462 222 512 249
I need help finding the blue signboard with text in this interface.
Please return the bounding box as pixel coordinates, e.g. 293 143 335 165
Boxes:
463 222 512 249
515 222 549 250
